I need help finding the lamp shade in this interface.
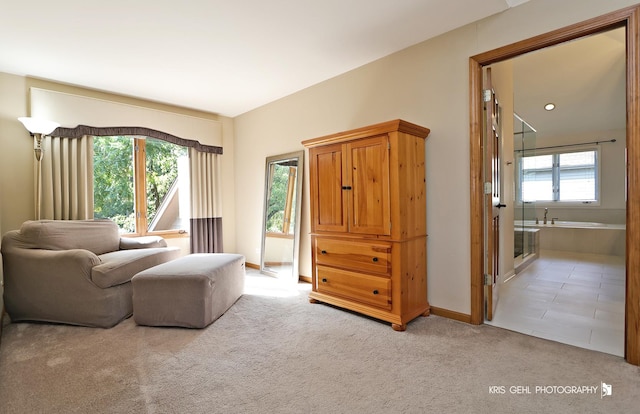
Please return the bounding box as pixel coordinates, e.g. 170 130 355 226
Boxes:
18 117 60 135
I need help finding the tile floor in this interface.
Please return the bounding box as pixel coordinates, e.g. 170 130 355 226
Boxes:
486 249 625 356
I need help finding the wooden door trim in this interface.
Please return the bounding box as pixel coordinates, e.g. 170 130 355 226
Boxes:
469 4 640 365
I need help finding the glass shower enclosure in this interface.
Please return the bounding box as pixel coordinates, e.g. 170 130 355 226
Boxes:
514 113 537 267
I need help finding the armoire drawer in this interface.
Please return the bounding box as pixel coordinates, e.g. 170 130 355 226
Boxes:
316 265 391 310
315 238 391 275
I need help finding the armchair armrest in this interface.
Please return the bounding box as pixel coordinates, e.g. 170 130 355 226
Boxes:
1 247 126 327
3 248 101 285
119 236 168 250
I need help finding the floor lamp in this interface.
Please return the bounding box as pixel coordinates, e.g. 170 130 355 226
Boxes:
17 117 60 220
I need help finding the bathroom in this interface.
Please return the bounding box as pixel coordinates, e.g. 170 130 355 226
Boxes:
487 27 627 356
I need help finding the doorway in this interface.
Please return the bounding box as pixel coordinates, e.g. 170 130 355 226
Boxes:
469 5 640 365
484 28 627 356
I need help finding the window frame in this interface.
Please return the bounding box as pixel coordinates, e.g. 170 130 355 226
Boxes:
96 135 189 239
515 145 601 207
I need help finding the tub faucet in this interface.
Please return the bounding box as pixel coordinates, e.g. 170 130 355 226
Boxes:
543 208 548 224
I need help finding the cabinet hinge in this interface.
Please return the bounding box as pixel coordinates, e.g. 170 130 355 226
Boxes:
388 142 391 150
483 89 492 103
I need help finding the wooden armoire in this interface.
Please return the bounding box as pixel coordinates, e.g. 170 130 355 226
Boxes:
302 119 430 331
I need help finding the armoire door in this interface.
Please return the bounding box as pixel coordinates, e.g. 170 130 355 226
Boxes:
309 142 348 233
347 135 391 235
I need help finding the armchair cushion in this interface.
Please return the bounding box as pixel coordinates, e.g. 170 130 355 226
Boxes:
18 219 120 255
92 248 180 288
119 236 168 250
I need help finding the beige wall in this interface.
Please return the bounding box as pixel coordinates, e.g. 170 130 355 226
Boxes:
233 0 639 315
0 73 32 233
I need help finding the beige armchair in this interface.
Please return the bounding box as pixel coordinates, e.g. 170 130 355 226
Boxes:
1 220 181 328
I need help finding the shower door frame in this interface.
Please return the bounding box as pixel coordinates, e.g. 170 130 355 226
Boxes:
469 4 640 365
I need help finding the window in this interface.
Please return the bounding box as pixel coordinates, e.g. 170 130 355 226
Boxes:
94 136 189 235
517 148 599 204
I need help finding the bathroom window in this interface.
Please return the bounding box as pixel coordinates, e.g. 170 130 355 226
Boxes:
517 148 599 204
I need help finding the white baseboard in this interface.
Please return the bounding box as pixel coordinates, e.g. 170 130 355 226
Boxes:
502 269 516 284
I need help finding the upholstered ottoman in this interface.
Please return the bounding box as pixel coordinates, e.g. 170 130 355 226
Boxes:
132 253 245 328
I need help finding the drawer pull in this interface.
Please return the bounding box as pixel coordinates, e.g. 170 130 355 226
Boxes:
372 257 378 262
321 250 327 255
322 278 328 283
372 290 379 295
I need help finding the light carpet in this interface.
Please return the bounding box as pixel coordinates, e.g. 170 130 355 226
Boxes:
0 271 638 413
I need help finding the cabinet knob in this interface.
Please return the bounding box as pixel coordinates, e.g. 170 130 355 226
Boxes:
321 250 327 255
372 290 379 295
372 257 378 262
322 278 327 283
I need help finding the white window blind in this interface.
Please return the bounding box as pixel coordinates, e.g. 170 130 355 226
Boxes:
519 149 598 203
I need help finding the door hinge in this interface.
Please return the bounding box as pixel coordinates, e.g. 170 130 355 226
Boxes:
483 89 492 103
484 182 492 194
484 274 492 285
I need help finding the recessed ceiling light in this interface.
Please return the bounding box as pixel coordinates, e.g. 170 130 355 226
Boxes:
544 103 556 111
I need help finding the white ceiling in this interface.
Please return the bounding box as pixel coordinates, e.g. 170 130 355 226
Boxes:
1 0 528 117
512 27 626 136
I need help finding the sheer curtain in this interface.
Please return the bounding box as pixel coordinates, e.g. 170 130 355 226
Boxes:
189 148 223 253
39 135 94 220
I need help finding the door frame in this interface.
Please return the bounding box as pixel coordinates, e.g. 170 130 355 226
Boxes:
469 4 640 365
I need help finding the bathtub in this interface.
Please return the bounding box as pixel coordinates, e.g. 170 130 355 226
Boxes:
517 220 625 256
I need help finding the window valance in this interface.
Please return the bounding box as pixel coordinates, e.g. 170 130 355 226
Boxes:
51 125 223 154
